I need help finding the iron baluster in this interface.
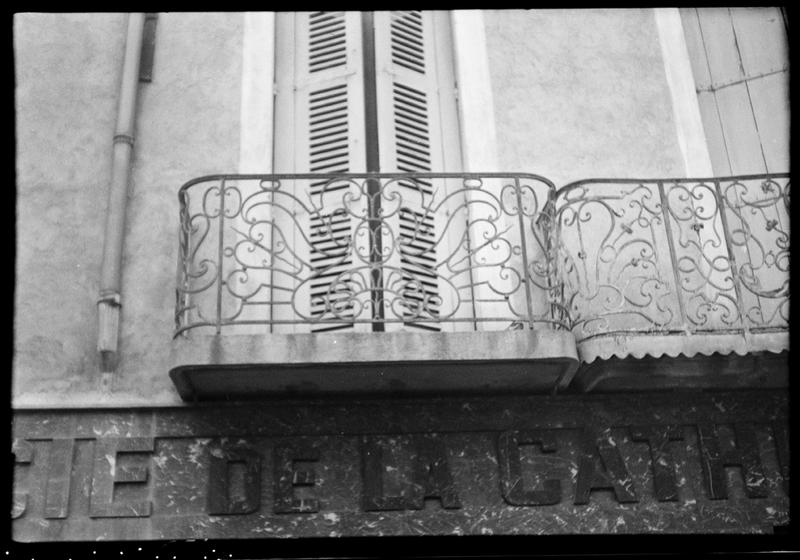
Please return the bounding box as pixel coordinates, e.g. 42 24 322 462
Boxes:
514 177 535 329
657 181 690 335
216 178 225 335
714 179 748 335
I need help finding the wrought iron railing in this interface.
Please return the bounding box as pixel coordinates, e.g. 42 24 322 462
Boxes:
556 174 789 342
175 172 789 342
175 173 566 335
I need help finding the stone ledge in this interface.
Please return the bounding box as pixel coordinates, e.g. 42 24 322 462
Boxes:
169 329 580 401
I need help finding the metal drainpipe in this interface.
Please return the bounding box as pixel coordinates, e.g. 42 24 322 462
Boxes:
97 13 146 377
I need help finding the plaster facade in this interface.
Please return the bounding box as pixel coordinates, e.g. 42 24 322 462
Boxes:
117 13 243 399
484 9 687 185
15 13 244 405
15 14 127 399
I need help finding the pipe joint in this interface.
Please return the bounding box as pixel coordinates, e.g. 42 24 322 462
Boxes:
113 133 135 147
98 292 122 307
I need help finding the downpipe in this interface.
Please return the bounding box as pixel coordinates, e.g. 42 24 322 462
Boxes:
97 13 146 377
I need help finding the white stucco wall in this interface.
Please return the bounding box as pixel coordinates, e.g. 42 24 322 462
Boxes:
484 9 688 187
14 13 245 405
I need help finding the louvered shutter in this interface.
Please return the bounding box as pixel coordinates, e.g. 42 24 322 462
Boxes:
274 11 464 333
372 11 465 332
273 12 370 333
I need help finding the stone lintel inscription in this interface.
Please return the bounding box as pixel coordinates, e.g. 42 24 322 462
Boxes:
11 391 789 539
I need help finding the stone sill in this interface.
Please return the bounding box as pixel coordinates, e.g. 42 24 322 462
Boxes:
169 329 580 401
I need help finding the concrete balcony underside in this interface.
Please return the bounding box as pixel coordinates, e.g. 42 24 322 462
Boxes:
571 330 789 392
572 349 788 393
169 329 788 401
169 330 580 401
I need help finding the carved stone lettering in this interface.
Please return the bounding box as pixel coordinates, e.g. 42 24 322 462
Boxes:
772 422 789 494
629 425 683 502
574 430 638 505
8 392 792 539
273 442 320 514
45 438 75 519
90 437 154 518
409 435 461 509
361 436 414 511
12 439 34 519
207 444 262 515
697 423 767 500
497 430 561 506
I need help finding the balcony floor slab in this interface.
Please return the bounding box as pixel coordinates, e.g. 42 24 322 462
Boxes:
169 329 579 401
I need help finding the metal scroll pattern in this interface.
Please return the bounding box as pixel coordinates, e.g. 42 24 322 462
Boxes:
176 173 788 339
175 174 564 334
555 175 789 341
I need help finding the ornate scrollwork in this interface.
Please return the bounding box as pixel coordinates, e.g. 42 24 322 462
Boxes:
175 173 561 334
175 173 788 339
556 175 789 341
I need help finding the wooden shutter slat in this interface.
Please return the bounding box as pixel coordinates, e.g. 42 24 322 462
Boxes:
746 71 789 173
682 7 788 176
679 8 713 90
730 7 788 77
695 91 732 176
714 83 768 175
373 11 467 331
695 8 745 87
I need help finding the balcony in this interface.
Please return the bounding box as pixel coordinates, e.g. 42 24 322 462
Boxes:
170 173 788 399
555 174 789 390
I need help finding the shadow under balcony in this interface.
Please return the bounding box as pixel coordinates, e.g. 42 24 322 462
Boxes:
169 173 579 401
